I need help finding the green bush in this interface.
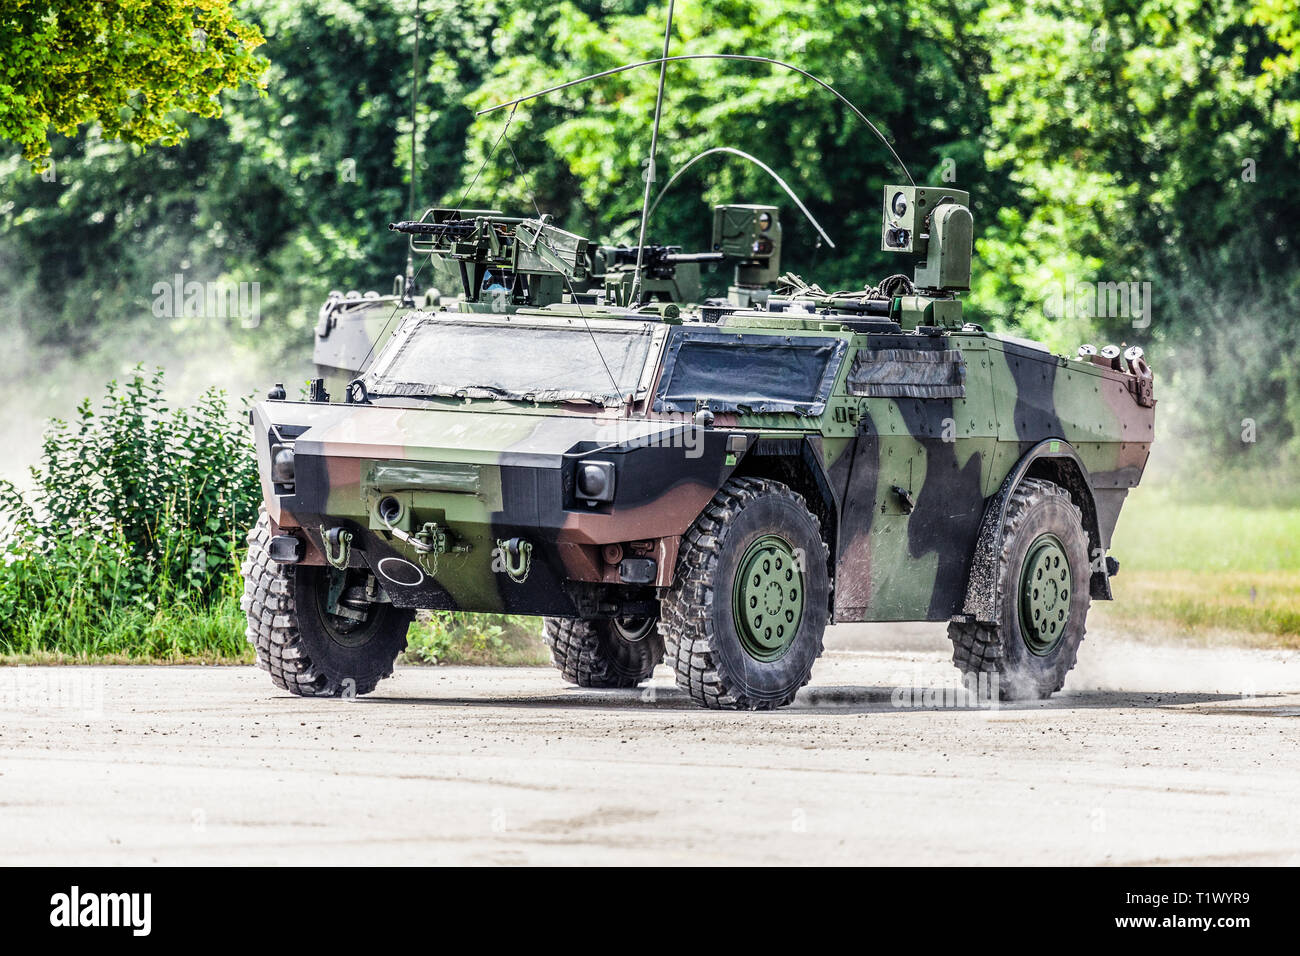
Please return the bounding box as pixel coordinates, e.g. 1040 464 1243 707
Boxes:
0 367 260 657
404 612 547 667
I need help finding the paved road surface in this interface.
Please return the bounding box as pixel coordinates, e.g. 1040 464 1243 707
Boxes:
2 625 1297 865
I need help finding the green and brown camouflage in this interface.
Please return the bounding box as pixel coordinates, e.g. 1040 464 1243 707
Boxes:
251 41 1156 708
262 184 1154 630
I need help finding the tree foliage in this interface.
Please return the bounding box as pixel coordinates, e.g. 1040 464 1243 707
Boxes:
0 0 267 166
975 0 1300 333
462 0 999 295
1 0 1298 465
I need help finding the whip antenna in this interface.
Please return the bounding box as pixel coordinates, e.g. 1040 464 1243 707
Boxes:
408 0 420 220
629 0 675 306
402 0 421 304
477 53 915 189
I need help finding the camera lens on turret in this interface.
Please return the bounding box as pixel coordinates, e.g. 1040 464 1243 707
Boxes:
885 227 910 248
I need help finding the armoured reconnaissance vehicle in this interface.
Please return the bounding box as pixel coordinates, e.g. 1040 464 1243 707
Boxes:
243 55 1154 711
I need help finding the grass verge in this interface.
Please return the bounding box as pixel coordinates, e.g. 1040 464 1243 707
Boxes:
1091 489 1300 647
0 592 254 664
0 590 549 666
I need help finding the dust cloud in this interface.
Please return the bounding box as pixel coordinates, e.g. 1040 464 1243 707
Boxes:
0 317 311 489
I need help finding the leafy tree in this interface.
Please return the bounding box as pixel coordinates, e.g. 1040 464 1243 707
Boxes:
974 0 1300 340
0 0 267 167
460 0 1003 298
0 0 504 356
973 0 1300 461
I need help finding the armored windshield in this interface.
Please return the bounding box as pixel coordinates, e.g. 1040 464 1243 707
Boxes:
362 312 660 405
653 327 847 415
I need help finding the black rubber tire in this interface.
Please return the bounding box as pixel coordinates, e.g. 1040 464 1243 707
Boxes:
543 615 664 688
660 477 830 710
241 510 413 697
948 478 1091 700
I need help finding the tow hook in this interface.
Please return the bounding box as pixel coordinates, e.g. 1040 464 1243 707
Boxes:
385 521 472 556
495 537 532 583
321 525 353 569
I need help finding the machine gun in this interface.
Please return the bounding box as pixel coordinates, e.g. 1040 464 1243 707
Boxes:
591 204 784 308
597 244 726 279
389 208 590 312
589 244 724 305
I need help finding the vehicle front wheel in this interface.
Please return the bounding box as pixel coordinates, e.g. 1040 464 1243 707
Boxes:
661 477 830 710
241 511 413 697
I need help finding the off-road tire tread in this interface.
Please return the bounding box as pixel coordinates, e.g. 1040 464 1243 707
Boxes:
661 477 829 710
542 617 662 688
948 477 1089 699
241 510 397 697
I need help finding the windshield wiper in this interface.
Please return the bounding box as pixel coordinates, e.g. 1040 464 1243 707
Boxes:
453 384 512 399
364 383 624 405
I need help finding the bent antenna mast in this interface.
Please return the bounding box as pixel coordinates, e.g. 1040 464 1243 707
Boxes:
647 146 836 249
478 50 913 304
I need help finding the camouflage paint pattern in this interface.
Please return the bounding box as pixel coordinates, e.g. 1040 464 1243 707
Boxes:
259 305 1154 623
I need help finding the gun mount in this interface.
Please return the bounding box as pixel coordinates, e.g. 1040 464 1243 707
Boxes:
712 204 782 307
590 244 724 305
389 208 590 312
591 203 784 308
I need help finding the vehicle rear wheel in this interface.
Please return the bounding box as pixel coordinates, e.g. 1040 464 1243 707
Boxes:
948 478 1091 700
661 477 830 710
241 511 413 697
543 615 664 688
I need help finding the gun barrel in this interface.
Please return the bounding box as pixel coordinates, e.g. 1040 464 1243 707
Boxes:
390 215 535 237
389 220 450 235
662 252 727 265
603 246 727 267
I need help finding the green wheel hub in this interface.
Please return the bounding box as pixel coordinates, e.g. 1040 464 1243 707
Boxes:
732 534 805 662
1019 534 1072 656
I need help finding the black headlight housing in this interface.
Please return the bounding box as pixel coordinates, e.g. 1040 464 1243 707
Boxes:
575 459 615 505
270 443 296 491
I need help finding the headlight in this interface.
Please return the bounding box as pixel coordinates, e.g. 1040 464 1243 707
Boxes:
576 460 615 503
271 444 296 487
891 191 908 217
